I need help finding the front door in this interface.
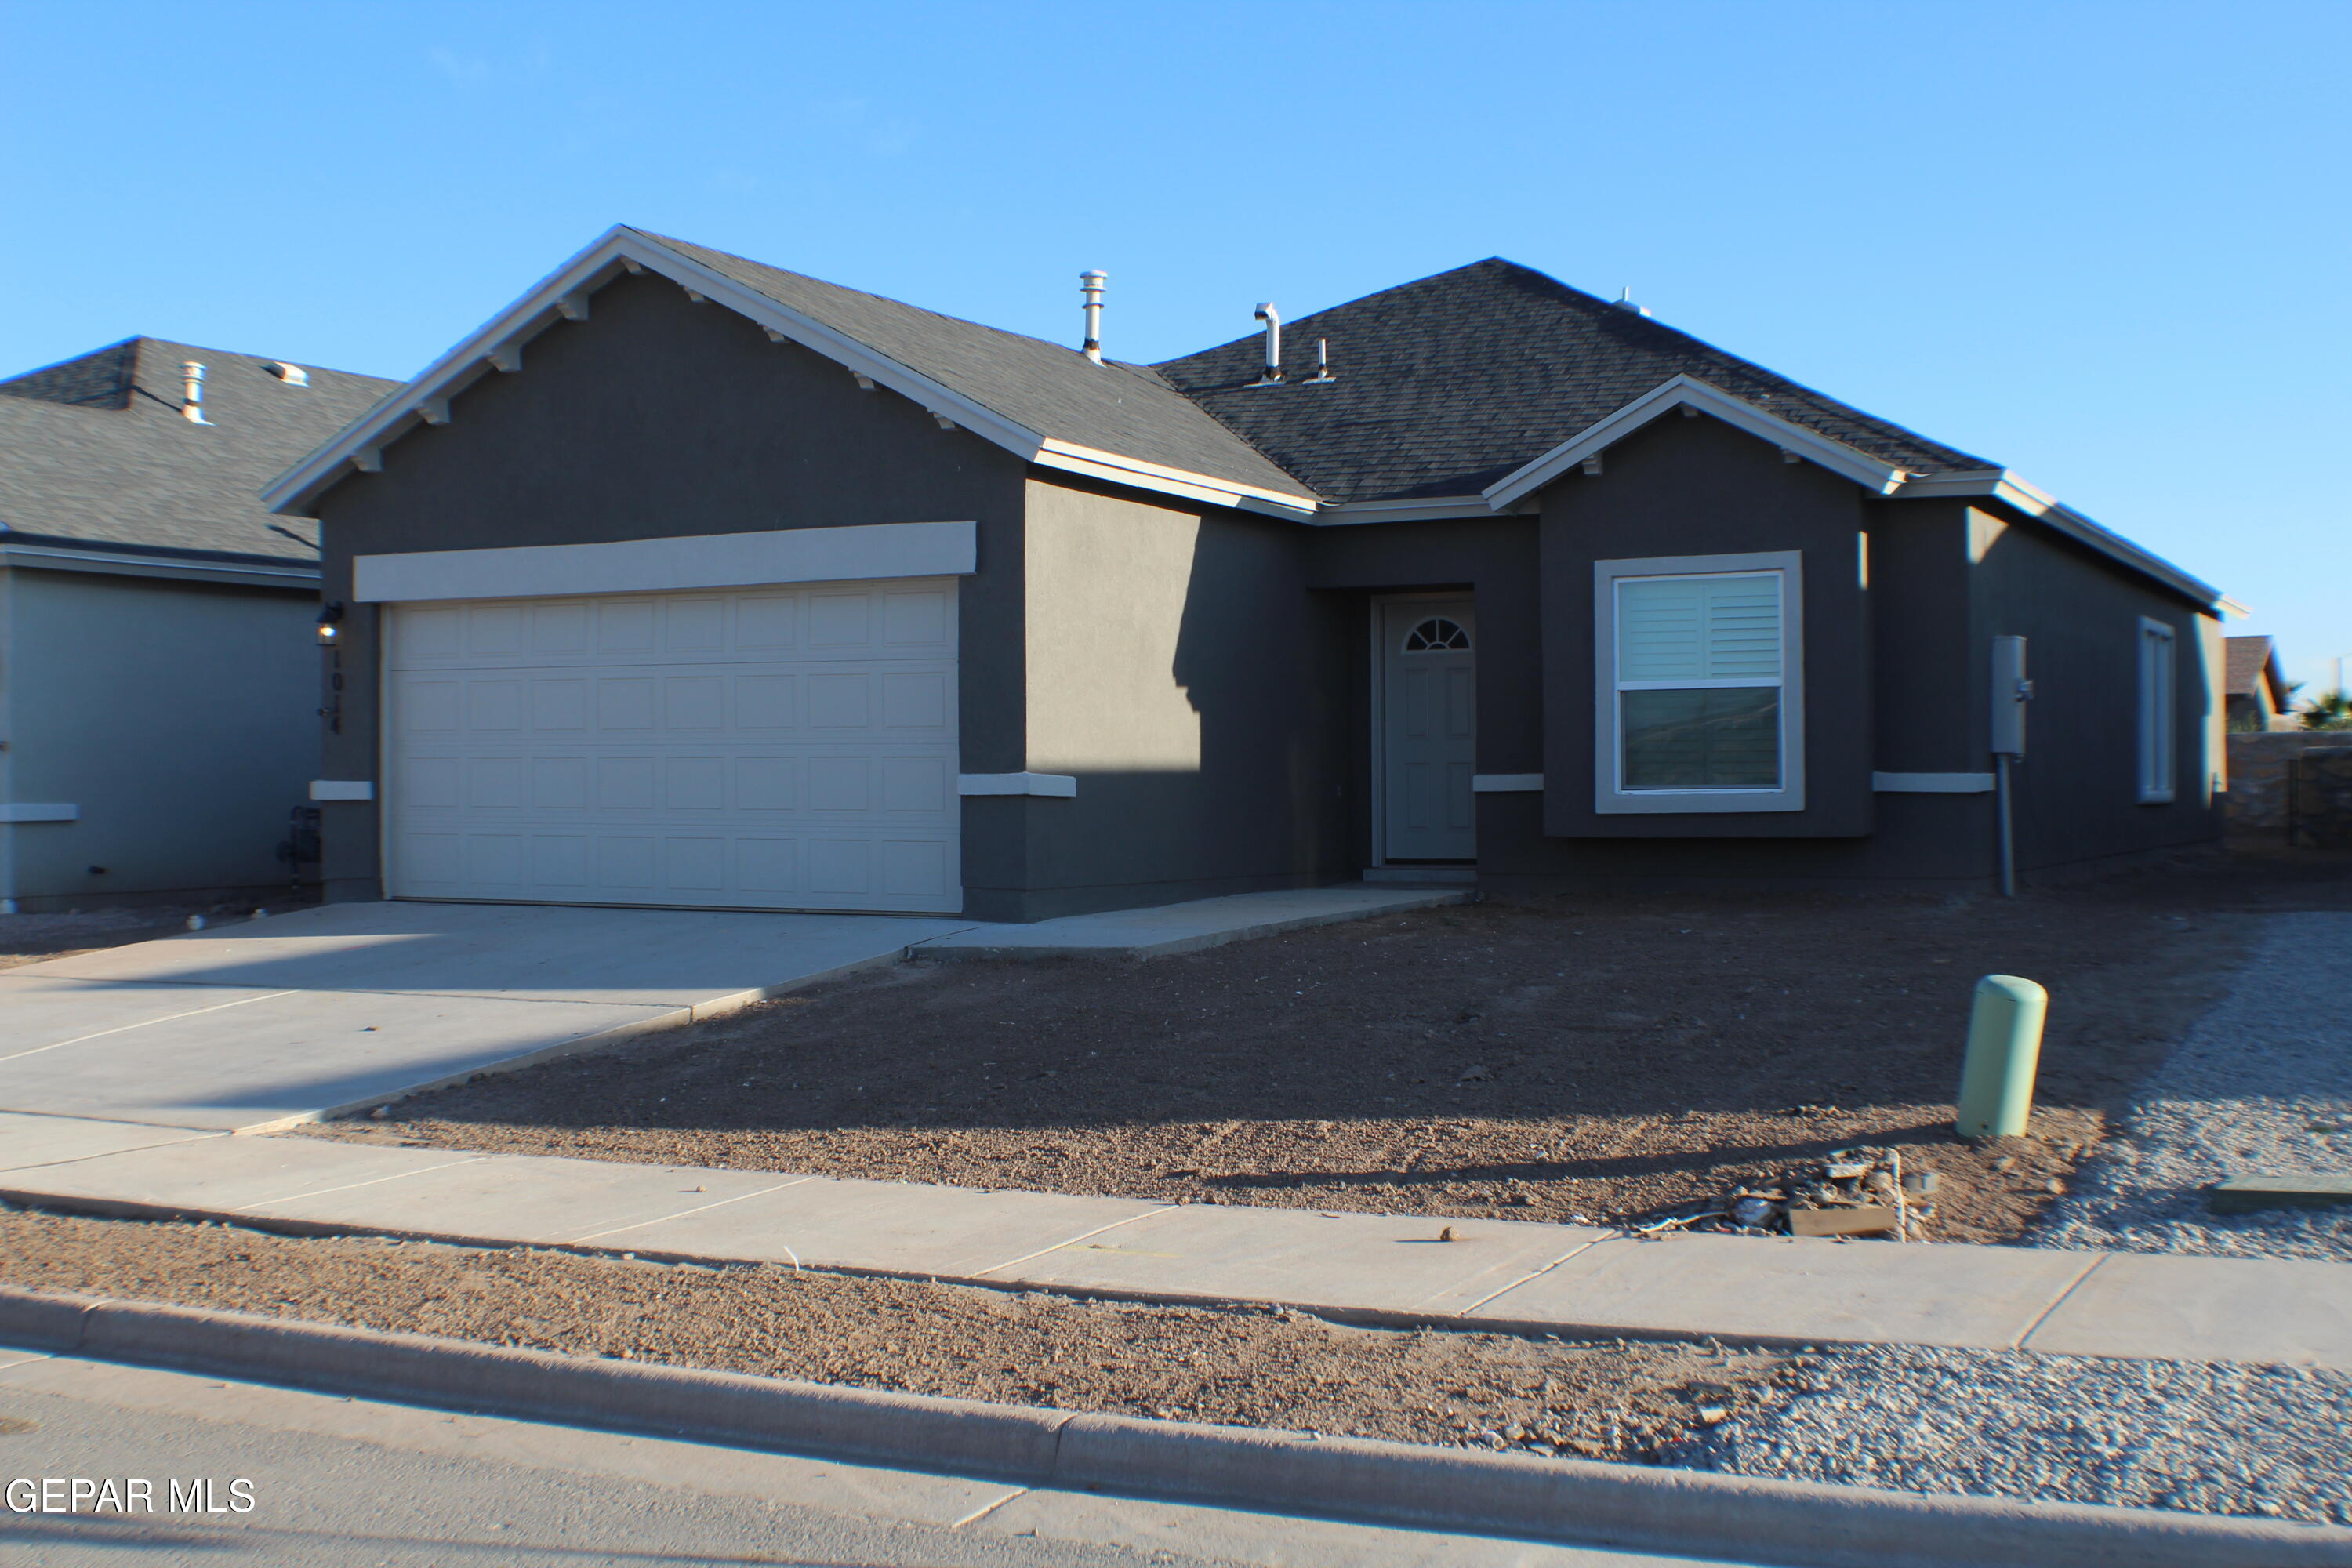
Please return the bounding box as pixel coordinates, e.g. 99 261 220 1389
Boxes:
1378 598 1476 862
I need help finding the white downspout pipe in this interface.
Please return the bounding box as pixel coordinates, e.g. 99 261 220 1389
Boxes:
1079 270 1107 364
180 361 210 424
1249 303 1283 385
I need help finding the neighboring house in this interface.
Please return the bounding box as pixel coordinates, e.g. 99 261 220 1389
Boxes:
2223 635 2294 731
266 228 2227 920
0 337 397 910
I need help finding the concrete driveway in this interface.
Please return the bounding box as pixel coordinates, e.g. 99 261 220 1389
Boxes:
0 902 971 1133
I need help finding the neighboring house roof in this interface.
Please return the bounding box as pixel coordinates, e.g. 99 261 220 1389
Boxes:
1154 259 1990 505
0 337 396 579
2226 635 2290 708
264 225 2222 608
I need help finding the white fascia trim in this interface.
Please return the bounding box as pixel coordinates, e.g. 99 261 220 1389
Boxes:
1031 440 1317 517
1307 495 1501 527
0 804 78 822
310 780 376 802
1483 376 1910 510
1873 771 1995 793
957 772 1076 797
354 520 975 603
1471 773 1544 793
0 543 318 589
1889 469 2223 609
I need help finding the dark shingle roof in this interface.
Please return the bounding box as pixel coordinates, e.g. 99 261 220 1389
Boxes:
644 232 1316 503
1152 259 1994 505
2226 636 2288 703
0 338 396 564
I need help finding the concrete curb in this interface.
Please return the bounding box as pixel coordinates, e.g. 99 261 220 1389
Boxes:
905 890 1471 960
2 1285 2345 1567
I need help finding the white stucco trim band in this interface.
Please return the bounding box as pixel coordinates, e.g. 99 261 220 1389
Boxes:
354 521 976 603
0 804 78 822
310 781 376 802
1872 772 1995 793
1484 376 1911 510
956 773 1076 797
1471 774 1544 793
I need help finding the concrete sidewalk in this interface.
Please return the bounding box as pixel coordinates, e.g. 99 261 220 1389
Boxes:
0 886 1462 1133
2 1113 2344 1371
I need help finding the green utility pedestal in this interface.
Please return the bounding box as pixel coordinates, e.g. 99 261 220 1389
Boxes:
1956 974 2048 1138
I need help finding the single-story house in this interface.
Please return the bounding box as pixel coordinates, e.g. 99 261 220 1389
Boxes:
266 227 2227 920
2224 635 2294 731
0 336 396 910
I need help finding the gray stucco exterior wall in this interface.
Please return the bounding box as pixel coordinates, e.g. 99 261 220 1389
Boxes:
1 566 317 907
303 272 1031 905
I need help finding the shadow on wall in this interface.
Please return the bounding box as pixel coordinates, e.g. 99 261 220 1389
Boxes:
1017 508 1355 908
1976 521 2224 877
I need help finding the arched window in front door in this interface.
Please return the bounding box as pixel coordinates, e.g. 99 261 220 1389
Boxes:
1403 616 1472 652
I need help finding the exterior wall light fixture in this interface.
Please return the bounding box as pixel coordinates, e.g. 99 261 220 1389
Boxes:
316 601 345 647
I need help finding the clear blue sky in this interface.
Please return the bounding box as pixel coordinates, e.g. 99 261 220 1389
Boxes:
4 2 2344 689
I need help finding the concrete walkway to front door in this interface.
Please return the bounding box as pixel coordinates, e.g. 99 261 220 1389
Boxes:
0 885 1467 1133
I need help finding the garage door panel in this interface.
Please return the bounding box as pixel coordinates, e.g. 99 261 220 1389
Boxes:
388 579 961 914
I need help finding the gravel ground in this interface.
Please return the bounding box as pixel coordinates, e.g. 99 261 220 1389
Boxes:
1668 1343 2352 1525
2029 910 2352 1261
1670 904 2352 1526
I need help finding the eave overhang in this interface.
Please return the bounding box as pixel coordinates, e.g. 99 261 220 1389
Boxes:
1889 469 2223 609
1481 374 1912 510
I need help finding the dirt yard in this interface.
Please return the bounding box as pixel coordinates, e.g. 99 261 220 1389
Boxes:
314 851 2352 1244
0 1207 1787 1463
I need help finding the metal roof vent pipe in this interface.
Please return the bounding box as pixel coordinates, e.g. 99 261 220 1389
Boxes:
1611 287 1653 319
1079 270 1107 363
1304 338 1335 385
180 361 211 424
1247 303 1283 387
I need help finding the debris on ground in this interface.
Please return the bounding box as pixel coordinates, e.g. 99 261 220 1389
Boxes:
1645 1146 1940 1240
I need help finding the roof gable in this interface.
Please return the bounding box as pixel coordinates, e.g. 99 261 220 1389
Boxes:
1153 259 1990 506
268 227 1316 517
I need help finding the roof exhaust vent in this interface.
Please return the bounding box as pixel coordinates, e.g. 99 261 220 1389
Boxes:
265 361 310 386
1611 288 1653 319
1304 338 1335 386
180 361 211 424
1079 270 1107 364
1247 303 1283 387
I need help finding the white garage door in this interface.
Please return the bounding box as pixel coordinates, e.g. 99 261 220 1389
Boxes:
385 579 960 913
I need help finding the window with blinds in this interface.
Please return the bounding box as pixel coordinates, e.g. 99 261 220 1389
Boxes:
1613 571 1785 791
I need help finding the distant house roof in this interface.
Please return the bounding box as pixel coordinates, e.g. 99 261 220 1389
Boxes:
2226 635 2291 707
263 225 2220 607
1154 259 1990 505
0 337 396 575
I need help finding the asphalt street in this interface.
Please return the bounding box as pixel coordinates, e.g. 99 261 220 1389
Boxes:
0 1344 1742 1568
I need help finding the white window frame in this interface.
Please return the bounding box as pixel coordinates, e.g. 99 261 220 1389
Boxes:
1594 550 1806 815
2137 616 2177 804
